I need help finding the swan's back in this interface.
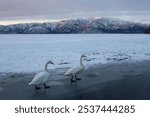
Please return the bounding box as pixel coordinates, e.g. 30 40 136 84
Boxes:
29 71 50 85
65 66 84 76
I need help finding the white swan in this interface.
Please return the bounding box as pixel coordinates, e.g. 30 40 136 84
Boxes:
29 60 54 90
64 54 86 84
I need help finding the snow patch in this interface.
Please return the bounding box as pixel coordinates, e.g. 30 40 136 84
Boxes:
0 34 150 73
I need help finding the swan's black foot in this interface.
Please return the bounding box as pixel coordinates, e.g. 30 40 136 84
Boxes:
75 75 81 80
70 76 77 84
44 83 50 89
71 79 76 83
35 85 41 90
76 78 81 80
45 86 50 89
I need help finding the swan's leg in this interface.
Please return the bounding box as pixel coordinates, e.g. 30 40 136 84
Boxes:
75 75 81 80
35 85 41 90
43 83 50 89
75 78 77 86
44 83 50 89
71 75 76 84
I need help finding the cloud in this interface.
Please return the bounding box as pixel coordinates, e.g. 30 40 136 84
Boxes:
0 0 149 24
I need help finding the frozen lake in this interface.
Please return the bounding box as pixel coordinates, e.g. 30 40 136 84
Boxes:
0 34 150 73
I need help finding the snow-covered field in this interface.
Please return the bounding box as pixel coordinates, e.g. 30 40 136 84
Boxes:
0 34 150 73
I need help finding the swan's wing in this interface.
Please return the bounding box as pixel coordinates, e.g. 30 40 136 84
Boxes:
65 66 84 76
29 71 50 85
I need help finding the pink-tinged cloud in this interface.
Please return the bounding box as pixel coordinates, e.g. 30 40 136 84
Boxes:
0 0 149 22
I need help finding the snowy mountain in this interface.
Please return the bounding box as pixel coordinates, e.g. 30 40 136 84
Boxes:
0 17 149 34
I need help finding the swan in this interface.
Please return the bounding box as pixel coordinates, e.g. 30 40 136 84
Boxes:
64 54 87 84
29 60 54 90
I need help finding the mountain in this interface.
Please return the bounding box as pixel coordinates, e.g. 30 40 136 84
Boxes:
0 17 149 34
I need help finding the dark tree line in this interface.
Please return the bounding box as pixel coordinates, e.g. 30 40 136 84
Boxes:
144 27 150 34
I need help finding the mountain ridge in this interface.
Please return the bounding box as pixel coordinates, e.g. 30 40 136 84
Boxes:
0 17 149 34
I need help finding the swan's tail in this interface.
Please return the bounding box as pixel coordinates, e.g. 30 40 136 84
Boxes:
28 82 33 85
64 73 67 76
64 72 70 76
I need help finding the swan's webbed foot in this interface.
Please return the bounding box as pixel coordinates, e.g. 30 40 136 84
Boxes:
35 85 41 90
71 76 76 84
71 79 76 83
75 75 81 80
44 83 50 89
76 78 81 80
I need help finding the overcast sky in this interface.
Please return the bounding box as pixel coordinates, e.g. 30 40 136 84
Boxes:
0 0 150 25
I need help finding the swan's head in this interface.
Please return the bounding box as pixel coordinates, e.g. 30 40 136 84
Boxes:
47 60 54 65
81 54 87 58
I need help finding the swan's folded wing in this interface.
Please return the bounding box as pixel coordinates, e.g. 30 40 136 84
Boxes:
29 71 49 85
64 66 83 76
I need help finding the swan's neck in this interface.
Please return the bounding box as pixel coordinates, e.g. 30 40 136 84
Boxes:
80 56 84 67
45 62 51 73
